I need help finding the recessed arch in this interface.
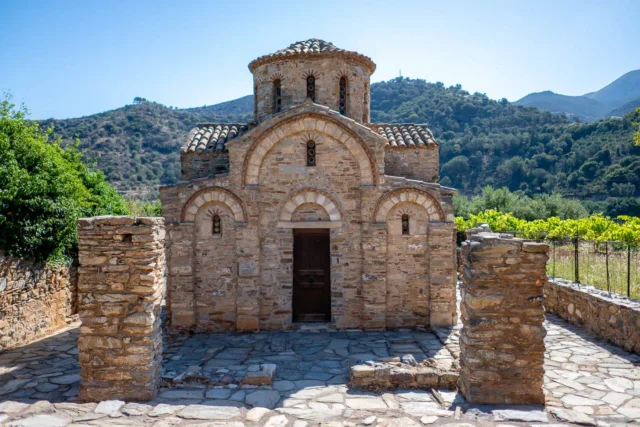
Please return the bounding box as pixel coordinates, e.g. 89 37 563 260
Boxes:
242 113 378 187
279 189 342 222
373 188 445 223
181 187 246 223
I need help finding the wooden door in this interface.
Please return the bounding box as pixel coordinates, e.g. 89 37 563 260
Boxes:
293 229 331 322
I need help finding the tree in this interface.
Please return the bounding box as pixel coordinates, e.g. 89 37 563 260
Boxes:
0 96 129 262
635 108 640 146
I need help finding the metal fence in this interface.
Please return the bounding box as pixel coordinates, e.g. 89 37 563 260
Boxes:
503 231 639 300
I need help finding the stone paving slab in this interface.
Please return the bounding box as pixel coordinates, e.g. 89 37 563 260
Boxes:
1 315 640 425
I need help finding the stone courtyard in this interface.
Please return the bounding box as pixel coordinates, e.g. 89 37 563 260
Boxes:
1 309 640 426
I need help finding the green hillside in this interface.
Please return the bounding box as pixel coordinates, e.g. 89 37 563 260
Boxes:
40 77 640 215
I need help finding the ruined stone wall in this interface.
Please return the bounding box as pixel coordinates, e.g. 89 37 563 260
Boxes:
252 57 372 123
545 279 640 355
459 232 548 405
77 216 165 402
180 152 229 181
0 254 77 350
384 148 439 183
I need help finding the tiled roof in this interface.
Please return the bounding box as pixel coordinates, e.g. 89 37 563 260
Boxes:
181 124 249 153
369 124 438 148
249 39 376 72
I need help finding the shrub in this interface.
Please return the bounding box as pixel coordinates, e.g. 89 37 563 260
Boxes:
0 97 129 262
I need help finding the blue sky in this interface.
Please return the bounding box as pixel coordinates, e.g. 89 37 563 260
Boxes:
1 0 638 119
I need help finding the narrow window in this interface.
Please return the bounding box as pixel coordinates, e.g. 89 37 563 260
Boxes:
339 77 347 115
363 82 369 122
401 214 409 235
273 79 282 113
306 140 316 166
253 84 258 119
212 215 222 235
307 75 315 101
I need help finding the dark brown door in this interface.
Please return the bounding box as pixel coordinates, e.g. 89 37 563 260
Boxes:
293 229 331 322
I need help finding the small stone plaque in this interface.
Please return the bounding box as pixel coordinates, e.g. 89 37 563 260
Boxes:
238 262 258 277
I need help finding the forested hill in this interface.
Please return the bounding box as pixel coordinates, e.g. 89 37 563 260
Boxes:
40 77 640 215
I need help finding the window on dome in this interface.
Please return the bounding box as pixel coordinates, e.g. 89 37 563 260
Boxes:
339 77 347 115
273 79 282 113
307 75 316 101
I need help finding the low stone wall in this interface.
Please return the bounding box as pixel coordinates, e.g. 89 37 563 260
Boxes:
545 278 640 355
350 358 459 391
0 253 77 351
459 232 548 405
77 216 166 402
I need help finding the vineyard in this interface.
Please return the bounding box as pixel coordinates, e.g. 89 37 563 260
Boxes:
456 211 640 299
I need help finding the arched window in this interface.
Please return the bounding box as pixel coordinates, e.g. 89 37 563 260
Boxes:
212 215 222 235
306 140 316 166
339 77 347 115
306 75 316 101
273 79 282 113
401 214 409 235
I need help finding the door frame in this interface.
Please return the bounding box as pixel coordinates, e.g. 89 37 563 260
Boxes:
292 228 331 323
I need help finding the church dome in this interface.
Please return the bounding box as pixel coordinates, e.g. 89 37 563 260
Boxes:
249 39 376 73
250 39 375 123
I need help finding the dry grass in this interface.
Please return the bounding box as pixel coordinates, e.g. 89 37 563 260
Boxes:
547 241 640 300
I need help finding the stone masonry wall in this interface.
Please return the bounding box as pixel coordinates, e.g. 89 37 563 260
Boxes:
0 253 77 350
252 57 372 123
77 216 165 402
545 279 640 355
459 232 548 405
384 148 439 183
180 152 229 181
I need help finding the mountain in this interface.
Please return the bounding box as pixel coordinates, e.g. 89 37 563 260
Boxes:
509 91 605 121
40 77 640 216
514 70 640 121
584 70 640 106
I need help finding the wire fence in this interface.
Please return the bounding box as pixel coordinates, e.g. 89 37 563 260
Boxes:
504 231 640 300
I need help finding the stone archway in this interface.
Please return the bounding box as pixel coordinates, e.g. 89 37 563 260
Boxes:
181 187 246 223
279 189 342 222
373 188 445 223
242 113 378 187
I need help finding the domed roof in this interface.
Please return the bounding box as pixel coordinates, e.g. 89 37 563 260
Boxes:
249 39 376 73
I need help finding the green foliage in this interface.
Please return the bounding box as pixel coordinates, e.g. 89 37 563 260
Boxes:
453 186 588 221
455 210 640 245
635 108 640 146
126 199 162 217
0 96 129 262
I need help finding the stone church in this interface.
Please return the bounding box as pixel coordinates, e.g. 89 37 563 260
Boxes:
160 39 457 332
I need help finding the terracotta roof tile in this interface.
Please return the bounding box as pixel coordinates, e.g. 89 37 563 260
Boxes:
181 124 249 153
249 39 376 73
368 124 438 148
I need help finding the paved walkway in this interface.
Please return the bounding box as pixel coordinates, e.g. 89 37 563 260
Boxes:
1 315 639 426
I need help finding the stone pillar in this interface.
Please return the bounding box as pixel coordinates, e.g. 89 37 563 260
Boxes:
165 222 195 330
428 222 457 327
235 223 260 331
361 223 387 329
459 232 548 405
77 216 165 402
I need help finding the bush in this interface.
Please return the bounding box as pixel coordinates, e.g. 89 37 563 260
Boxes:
0 97 129 262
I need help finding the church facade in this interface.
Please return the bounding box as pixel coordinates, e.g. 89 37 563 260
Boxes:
160 40 457 332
